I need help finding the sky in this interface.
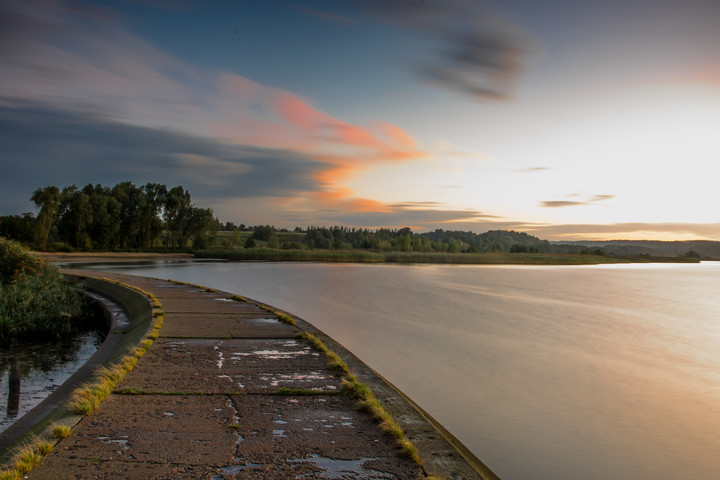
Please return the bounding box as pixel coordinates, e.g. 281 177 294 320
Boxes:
1 0 719 241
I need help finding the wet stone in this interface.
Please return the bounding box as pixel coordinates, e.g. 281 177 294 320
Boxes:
119 339 343 394
34 395 236 467
226 395 425 479
158 313 298 339
26 456 218 480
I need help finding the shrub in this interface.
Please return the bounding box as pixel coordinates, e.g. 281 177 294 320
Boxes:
0 236 40 282
0 237 84 345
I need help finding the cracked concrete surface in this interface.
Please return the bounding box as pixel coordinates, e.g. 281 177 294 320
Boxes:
26 272 490 479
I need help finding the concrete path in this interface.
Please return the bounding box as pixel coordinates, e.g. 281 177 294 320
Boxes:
24 271 491 479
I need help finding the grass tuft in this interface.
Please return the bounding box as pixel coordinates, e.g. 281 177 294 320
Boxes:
299 331 422 466
1 437 55 478
300 332 349 372
51 423 72 439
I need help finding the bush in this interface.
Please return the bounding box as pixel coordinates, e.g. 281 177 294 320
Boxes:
0 237 84 345
0 236 41 282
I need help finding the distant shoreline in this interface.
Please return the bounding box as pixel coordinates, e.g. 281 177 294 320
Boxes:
37 249 703 266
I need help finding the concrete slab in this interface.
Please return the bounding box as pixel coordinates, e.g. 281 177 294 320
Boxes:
119 339 343 394
27 395 236 478
27 456 217 480
224 395 426 479
159 314 298 338
20 270 493 480
160 297 265 314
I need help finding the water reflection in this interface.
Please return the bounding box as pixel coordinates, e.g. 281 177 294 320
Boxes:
1 330 105 432
86 260 720 480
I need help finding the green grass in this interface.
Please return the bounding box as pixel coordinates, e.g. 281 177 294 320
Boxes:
68 285 162 416
298 332 348 372
51 423 72 439
0 437 55 479
229 294 298 326
296 331 422 465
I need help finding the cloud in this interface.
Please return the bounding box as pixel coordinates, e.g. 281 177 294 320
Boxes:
539 201 587 208
299 205 496 229
344 0 530 100
516 166 551 173
521 222 720 241
0 101 325 214
0 0 428 220
539 194 615 208
417 30 526 100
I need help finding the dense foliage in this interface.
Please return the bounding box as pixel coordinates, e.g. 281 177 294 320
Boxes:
236 225 594 254
0 237 84 345
0 182 218 251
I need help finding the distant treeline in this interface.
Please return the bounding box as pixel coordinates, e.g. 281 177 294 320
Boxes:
0 182 217 250
1 184 716 258
224 224 608 255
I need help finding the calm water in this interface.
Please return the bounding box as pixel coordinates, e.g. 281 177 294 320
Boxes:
87 260 720 480
1 330 105 433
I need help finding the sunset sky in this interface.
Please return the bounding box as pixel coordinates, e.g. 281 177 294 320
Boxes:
2 0 719 240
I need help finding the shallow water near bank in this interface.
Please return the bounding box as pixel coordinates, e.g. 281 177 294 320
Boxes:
83 260 720 480
0 330 105 433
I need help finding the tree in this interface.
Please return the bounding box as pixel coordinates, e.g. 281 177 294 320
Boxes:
164 186 192 249
138 183 168 248
82 184 121 250
31 186 61 250
252 225 275 242
244 236 256 248
0 213 35 244
57 186 93 249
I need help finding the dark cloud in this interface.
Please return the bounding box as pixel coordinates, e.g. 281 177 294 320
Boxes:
343 0 529 100
417 30 525 100
0 101 325 214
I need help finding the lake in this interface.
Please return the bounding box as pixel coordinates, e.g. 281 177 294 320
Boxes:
1 330 105 434
85 260 720 480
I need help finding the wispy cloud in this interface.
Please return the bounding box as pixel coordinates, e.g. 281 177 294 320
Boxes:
539 194 615 208
516 166 552 173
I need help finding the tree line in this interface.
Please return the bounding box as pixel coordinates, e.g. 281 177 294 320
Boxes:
1 182 607 254
0 182 218 251
240 225 598 254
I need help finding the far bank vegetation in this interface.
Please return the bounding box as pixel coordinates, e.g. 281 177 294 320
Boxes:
0 182 713 262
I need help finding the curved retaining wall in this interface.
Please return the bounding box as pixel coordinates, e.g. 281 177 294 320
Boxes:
0 275 154 460
2 274 499 479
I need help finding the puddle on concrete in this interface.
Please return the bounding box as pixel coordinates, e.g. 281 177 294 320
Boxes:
97 435 130 450
246 317 281 324
257 371 338 389
212 462 264 479
289 455 392 479
226 397 244 446
214 343 225 369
